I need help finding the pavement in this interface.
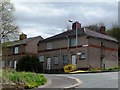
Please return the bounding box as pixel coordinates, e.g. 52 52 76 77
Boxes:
33 74 82 89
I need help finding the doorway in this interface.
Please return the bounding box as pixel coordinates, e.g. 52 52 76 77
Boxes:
72 55 76 65
47 57 51 70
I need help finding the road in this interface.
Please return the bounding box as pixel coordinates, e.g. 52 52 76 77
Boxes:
32 72 119 89
38 74 78 88
66 72 119 88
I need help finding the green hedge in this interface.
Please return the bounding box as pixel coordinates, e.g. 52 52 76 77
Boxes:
16 55 43 73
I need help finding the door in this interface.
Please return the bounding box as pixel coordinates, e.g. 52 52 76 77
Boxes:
101 57 105 69
14 60 17 69
47 58 51 70
100 54 105 69
72 55 76 65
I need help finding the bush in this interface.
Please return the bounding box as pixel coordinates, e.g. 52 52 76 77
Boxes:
16 55 42 73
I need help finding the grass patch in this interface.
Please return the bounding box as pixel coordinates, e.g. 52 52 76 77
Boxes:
105 66 120 71
88 66 120 72
2 69 47 89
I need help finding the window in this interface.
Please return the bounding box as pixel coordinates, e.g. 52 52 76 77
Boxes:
14 46 19 54
47 42 53 49
70 38 76 46
39 56 44 62
78 52 86 60
63 55 68 64
54 56 59 65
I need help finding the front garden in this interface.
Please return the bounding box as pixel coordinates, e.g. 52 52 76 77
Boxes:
1 55 47 89
1 69 47 89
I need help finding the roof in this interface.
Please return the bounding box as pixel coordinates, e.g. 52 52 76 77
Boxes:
84 28 117 42
4 36 43 47
40 28 84 42
39 28 117 42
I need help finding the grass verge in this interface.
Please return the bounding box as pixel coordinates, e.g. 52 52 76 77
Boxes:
68 66 120 74
2 69 47 89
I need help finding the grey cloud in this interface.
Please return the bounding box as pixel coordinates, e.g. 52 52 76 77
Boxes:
14 2 118 38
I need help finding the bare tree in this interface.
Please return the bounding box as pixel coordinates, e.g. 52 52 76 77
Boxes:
0 0 19 42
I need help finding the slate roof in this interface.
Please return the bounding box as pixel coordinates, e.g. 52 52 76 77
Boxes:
6 36 43 47
84 28 117 42
40 28 117 42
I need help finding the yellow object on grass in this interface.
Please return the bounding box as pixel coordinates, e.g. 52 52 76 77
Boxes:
64 64 77 73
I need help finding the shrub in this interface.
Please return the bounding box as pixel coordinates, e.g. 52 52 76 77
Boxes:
16 55 42 73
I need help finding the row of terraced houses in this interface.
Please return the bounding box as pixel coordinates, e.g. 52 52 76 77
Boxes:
2 21 118 72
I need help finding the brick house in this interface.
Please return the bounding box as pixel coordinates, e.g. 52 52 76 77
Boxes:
37 21 118 72
2 33 43 69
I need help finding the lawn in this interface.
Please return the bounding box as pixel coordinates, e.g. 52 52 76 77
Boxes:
1 69 47 89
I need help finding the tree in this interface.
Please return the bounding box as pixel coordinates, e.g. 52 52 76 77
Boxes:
84 24 100 32
84 23 105 32
0 0 19 42
16 55 42 73
106 25 120 60
106 26 120 41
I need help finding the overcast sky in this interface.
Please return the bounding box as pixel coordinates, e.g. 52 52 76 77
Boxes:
11 0 119 38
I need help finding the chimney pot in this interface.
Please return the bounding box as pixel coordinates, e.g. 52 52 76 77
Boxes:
99 26 106 34
19 33 27 40
72 21 81 30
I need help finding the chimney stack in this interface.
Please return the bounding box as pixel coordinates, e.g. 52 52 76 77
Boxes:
19 33 27 40
99 26 106 34
72 21 81 30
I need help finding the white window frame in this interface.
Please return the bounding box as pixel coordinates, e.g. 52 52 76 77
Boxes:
14 46 19 54
79 52 86 60
39 56 44 62
47 42 53 50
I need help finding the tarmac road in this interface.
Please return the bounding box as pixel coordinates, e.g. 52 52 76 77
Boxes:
33 74 81 89
32 72 119 89
66 72 119 88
